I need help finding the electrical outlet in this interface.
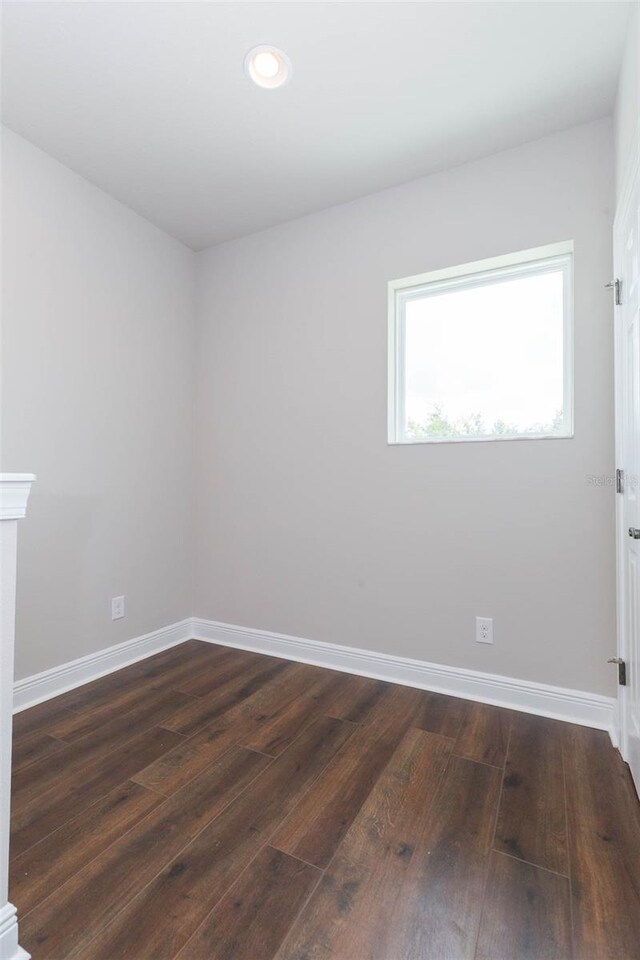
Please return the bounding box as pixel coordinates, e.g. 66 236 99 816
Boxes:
476 616 493 644
111 596 125 620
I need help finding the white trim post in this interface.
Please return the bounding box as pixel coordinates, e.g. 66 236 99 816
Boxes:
0 474 34 960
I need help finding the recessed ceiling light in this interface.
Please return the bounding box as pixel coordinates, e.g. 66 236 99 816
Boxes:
245 45 292 90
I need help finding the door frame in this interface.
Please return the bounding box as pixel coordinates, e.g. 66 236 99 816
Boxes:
613 124 640 759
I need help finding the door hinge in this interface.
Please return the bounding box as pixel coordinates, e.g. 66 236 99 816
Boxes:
608 657 627 685
617 468 625 493
605 278 621 305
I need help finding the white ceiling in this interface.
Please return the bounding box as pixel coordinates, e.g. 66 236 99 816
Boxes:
2 1 631 250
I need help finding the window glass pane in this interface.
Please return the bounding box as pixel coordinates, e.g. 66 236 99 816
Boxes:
401 266 567 441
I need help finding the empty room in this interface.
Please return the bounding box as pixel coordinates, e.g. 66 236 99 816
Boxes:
1 2 639 958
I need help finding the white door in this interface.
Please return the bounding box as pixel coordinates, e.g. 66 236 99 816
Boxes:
615 153 640 792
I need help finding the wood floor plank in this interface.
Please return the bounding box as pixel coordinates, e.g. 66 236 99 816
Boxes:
475 851 572 960
413 689 470 739
175 846 322 960
12 645 640 960
133 663 334 795
11 729 68 773
10 726 183 859
271 725 398 868
240 692 324 757
132 642 243 694
45 686 196 742
240 672 348 757
378 756 501 960
9 780 164 914
44 657 172 714
42 641 219 716
176 649 277 698
160 659 292 737
245 661 339 715
275 727 452 960
11 689 194 808
19 746 272 960
79 717 354 960
132 710 262 796
494 712 568 875
323 674 392 723
454 702 512 767
358 682 427 746
12 700 78 740
564 723 640 960
126 639 224 680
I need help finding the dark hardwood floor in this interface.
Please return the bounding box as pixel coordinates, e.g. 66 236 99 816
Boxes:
10 640 640 959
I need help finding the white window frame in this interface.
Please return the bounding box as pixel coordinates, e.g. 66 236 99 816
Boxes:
387 240 574 444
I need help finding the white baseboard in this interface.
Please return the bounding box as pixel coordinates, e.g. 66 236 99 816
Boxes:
12 619 192 713
0 903 30 960
12 614 617 741
191 617 617 738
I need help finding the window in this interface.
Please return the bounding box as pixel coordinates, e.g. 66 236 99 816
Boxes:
388 242 573 444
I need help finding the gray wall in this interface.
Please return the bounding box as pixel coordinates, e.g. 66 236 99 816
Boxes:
614 3 639 198
3 118 617 695
2 129 195 679
194 118 616 697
